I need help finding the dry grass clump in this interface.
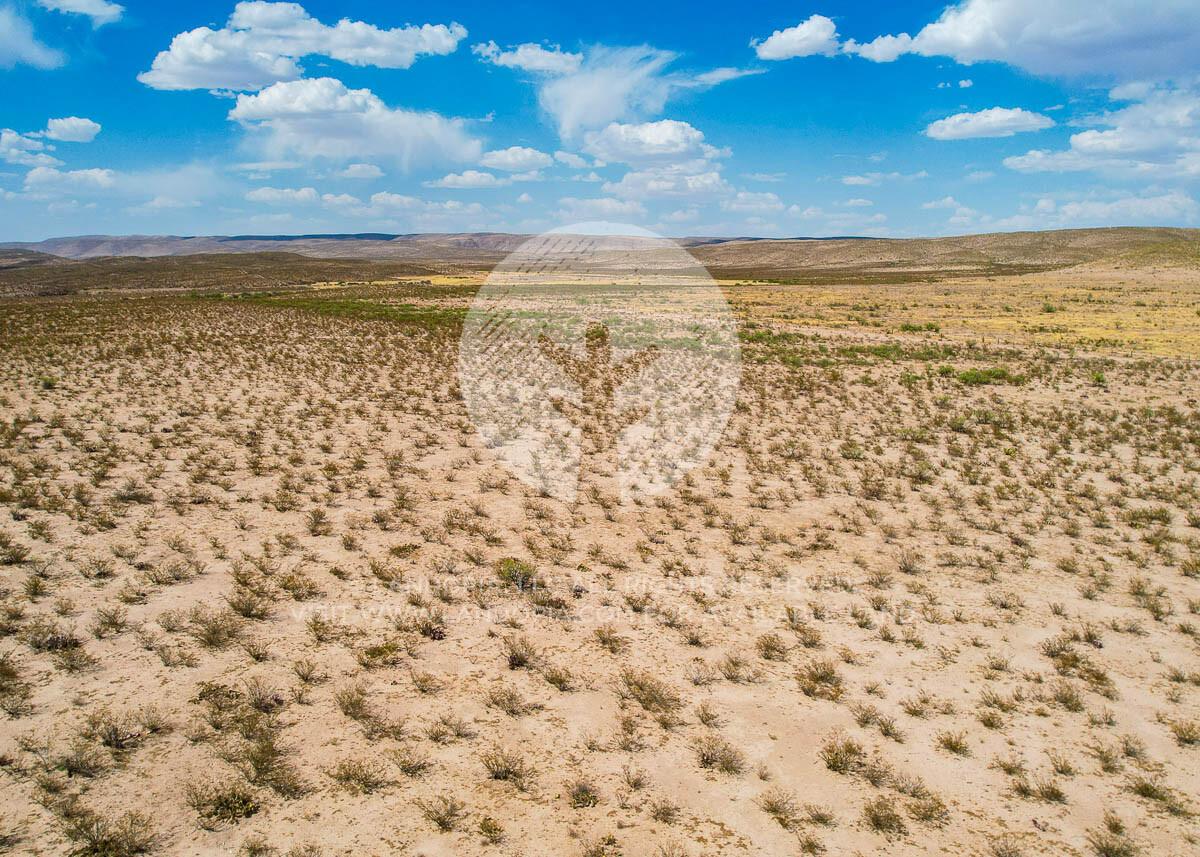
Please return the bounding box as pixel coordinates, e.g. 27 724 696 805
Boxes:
694 734 745 774
481 746 534 790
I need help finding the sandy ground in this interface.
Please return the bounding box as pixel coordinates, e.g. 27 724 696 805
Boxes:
0 266 1197 857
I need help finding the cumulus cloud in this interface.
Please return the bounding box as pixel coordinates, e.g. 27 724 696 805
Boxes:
602 163 732 200
367 192 488 226
227 77 482 170
337 162 382 179
582 120 725 164
425 170 507 188
479 146 553 171
925 107 1054 140
1 118 100 170
555 196 646 220
721 191 784 213
43 116 102 143
842 0 1200 81
1003 85 1200 178
1 129 60 167
921 195 980 224
789 204 889 234
282 190 490 227
245 185 319 204
554 150 589 169
24 166 116 189
139 1 466 91
996 191 1198 229
751 15 840 61
472 40 581 75
320 192 360 207
0 7 64 69
37 0 124 26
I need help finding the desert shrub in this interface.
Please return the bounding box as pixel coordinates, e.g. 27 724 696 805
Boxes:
797 659 844 701
480 746 533 790
419 795 467 831
327 758 390 794
187 780 260 826
61 809 154 857
620 669 682 715
694 734 745 774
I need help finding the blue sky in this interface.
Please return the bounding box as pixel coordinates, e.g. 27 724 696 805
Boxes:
2 0 1199 240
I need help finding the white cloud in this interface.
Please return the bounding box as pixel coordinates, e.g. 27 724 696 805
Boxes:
228 77 482 170
472 40 581 75
1053 192 1197 223
844 33 912 63
37 0 124 26
603 163 732 200
538 46 677 138
479 146 553 171
337 162 382 179
1 129 60 167
922 195 979 222
43 116 102 143
425 170 507 188
554 150 588 169
139 1 467 91
232 160 302 180
721 191 784 213
841 170 928 186
556 196 646 220
19 162 231 214
24 166 116 189
691 67 765 86
495 45 746 139
298 191 490 226
516 192 533 203
320 192 360 207
0 7 64 69
751 15 840 60
789 204 889 234
1003 85 1200 178
245 185 319 204
582 120 724 164
369 191 421 210
959 79 973 88
843 198 873 207
662 207 699 223
925 107 1054 140
842 0 1200 81
995 191 1197 229
742 172 785 182
126 195 201 215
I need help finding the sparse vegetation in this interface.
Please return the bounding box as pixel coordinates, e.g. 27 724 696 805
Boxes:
1 241 1197 856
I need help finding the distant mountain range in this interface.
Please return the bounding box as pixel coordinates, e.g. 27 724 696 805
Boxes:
0 231 880 262
1 227 1196 297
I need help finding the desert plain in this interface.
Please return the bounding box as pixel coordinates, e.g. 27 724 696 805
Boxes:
0 227 1197 857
